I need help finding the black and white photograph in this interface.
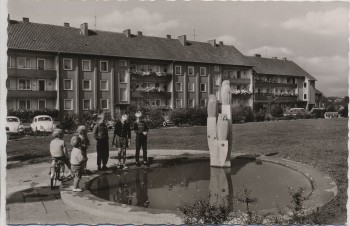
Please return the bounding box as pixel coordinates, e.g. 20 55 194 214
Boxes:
1 0 349 225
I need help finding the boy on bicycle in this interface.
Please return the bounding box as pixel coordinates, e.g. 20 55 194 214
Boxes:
50 129 72 176
77 125 90 173
112 114 131 170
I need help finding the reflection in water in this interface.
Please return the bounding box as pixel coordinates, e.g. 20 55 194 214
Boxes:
89 159 312 211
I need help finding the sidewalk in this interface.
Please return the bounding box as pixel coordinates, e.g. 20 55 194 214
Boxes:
6 149 209 224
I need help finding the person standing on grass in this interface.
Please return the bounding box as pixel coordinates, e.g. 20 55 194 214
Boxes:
112 114 131 170
77 125 90 173
134 111 150 167
50 129 72 176
70 135 87 192
93 114 109 171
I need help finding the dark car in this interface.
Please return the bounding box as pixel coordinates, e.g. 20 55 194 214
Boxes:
309 108 326 118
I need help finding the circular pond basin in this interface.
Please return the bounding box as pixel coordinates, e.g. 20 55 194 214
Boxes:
89 159 313 212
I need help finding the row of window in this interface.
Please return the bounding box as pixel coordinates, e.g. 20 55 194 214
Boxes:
8 58 49 70
64 99 109 110
62 59 127 71
175 65 220 76
175 99 207 108
175 82 207 92
8 78 49 91
63 79 109 91
17 99 47 110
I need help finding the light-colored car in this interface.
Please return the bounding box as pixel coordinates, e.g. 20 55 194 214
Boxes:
283 108 309 117
6 116 24 135
31 115 54 133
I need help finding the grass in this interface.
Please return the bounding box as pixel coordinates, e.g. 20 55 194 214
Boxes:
6 118 347 223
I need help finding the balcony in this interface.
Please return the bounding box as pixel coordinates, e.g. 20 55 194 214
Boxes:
131 90 171 99
7 90 57 99
8 68 57 79
254 81 297 88
222 77 251 84
130 71 172 82
255 93 298 102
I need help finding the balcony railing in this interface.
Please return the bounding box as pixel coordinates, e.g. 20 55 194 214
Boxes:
131 90 171 98
130 71 172 82
255 93 298 102
8 68 57 79
7 90 57 99
254 81 297 88
222 77 251 84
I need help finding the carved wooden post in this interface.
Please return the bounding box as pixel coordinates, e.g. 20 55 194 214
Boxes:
207 80 232 167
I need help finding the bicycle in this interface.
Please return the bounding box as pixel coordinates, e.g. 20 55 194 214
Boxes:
50 159 65 189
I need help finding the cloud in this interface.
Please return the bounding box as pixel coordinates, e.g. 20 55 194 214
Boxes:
215 35 237 46
281 7 348 35
77 8 179 35
247 46 294 58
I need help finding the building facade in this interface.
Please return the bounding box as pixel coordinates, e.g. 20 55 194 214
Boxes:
7 17 317 118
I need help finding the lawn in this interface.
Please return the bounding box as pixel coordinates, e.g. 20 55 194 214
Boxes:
6 118 348 223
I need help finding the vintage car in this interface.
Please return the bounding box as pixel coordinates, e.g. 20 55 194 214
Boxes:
283 108 310 117
30 115 54 133
6 116 24 136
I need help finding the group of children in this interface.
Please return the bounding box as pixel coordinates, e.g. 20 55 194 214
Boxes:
49 110 149 192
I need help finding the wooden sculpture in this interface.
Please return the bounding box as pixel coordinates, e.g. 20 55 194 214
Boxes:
207 80 232 167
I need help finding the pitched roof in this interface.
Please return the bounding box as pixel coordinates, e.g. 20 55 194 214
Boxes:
315 89 323 95
246 56 316 81
7 20 251 67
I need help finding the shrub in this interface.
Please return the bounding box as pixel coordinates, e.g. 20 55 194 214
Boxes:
270 105 284 118
58 113 79 132
170 108 207 126
232 104 253 123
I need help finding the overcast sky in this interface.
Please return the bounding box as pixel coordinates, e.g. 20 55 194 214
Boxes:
8 0 349 97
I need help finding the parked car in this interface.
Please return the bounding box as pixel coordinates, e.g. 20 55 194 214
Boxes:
6 116 24 136
283 108 310 117
162 114 174 127
324 112 339 119
30 115 54 134
309 108 326 118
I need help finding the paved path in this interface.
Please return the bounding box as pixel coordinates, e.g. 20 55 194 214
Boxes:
6 149 209 224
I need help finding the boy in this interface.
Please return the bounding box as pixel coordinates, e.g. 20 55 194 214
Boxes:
77 125 90 173
70 135 87 192
93 114 109 171
50 129 72 176
133 111 149 167
112 114 131 170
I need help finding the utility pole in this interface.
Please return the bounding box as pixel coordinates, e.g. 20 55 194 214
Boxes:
94 14 97 31
193 29 197 41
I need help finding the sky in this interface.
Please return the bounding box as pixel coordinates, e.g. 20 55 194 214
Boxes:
8 0 349 97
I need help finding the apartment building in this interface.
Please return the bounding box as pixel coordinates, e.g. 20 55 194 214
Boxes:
7 17 317 117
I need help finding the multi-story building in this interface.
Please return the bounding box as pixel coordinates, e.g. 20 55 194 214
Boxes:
7 17 317 117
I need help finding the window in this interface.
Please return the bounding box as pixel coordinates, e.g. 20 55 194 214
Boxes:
200 83 207 92
188 66 194 76
119 60 127 67
100 80 108 91
119 70 127 83
83 99 92 110
188 82 195 92
304 82 307 88
155 82 160 88
304 94 307 100
175 82 182 91
188 99 195 108
214 75 220 86
100 99 109 109
143 65 150 72
214 66 219 72
38 99 46 110
100 61 108 72
64 99 73 110
82 80 91 90
200 67 206 76
18 79 31 90
200 99 207 108
175 99 182 108
82 60 91 71
131 82 137 91
7 56 12 68
237 71 241 79
175 66 182 75
120 88 127 102
155 99 161 106
63 59 73 70
37 59 45 70
18 57 31 69
38 79 46 91
63 79 73 90
142 82 150 88
143 99 151 106
18 99 31 110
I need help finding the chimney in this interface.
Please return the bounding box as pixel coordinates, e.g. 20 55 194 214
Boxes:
166 35 171 39
23 17 29 23
123 29 131 38
282 57 287 61
208 39 216 47
80 23 88 36
272 57 277 59
137 31 143 36
254 54 261 57
178 35 187 46
7 14 10 23
64 22 70 27
219 41 224 46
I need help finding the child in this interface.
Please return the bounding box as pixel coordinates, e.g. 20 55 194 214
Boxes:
77 125 90 173
50 129 72 176
70 135 87 192
93 114 109 171
112 114 131 170
133 111 149 167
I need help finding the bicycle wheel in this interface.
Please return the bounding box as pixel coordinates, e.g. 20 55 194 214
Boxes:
50 166 56 189
58 162 65 181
